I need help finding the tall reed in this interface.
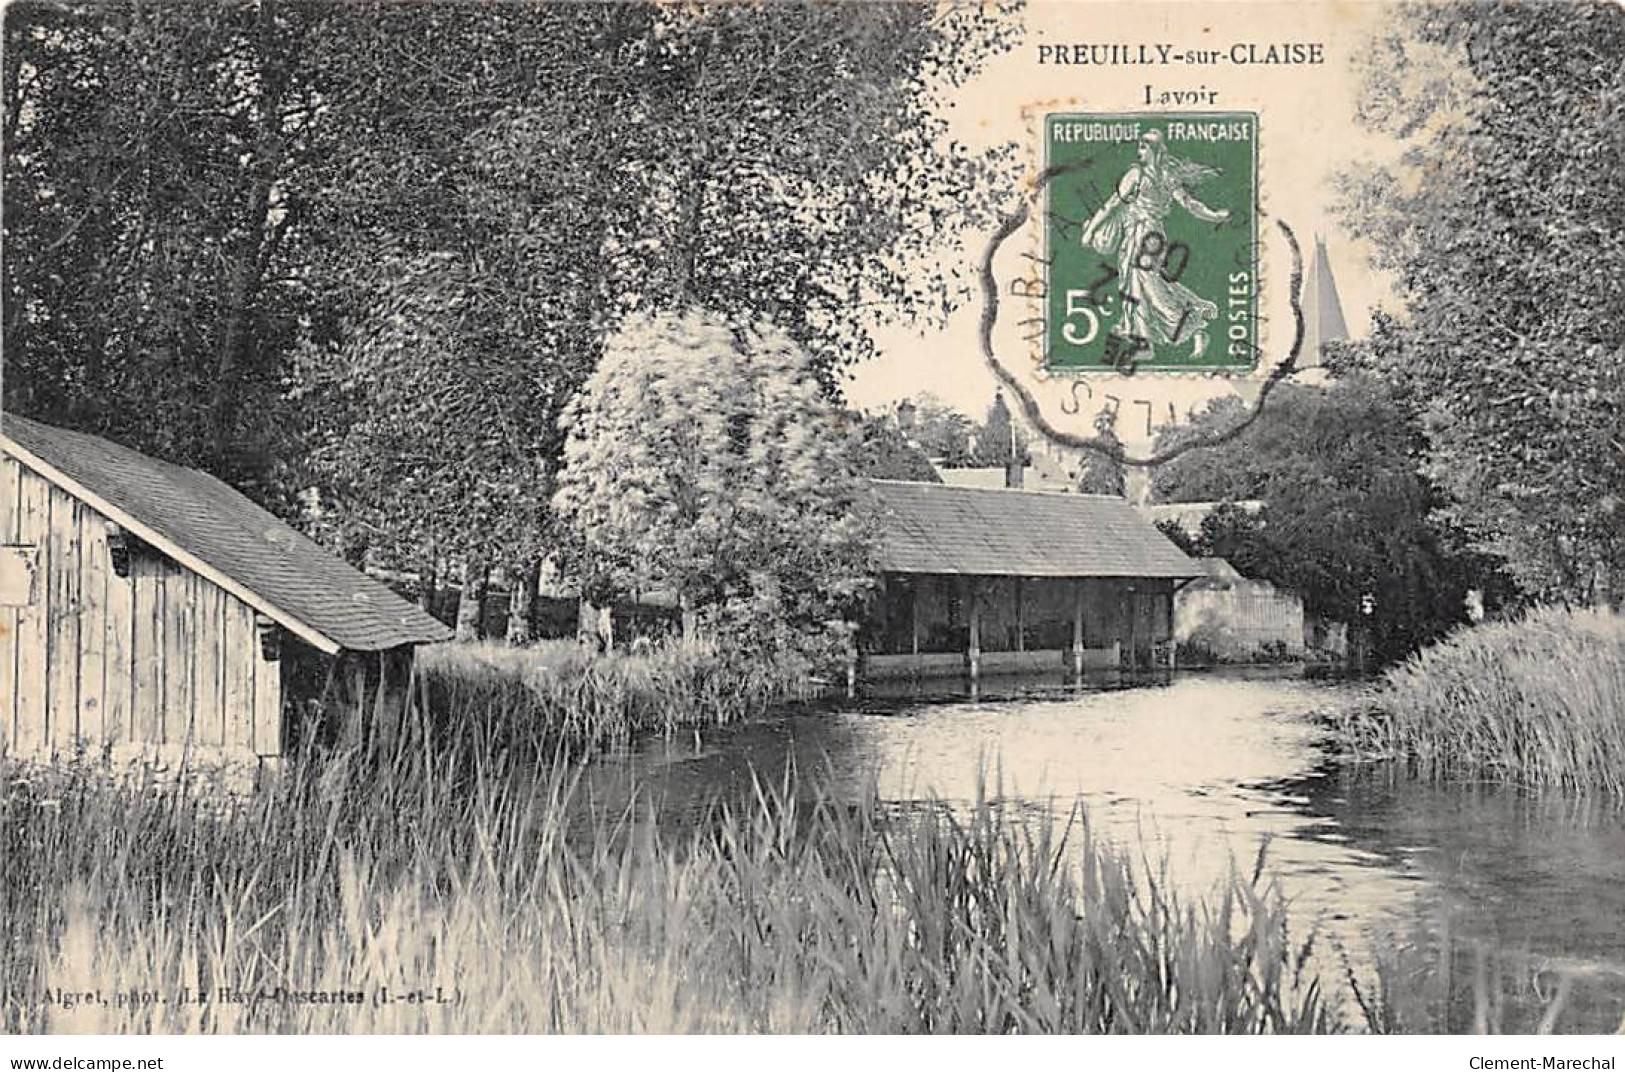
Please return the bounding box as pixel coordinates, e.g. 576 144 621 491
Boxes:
3 734 1340 1034
415 637 805 753
1334 608 1625 795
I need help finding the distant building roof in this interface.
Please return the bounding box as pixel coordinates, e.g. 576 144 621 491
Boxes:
1 413 452 654
937 456 1075 494
938 467 1013 490
1027 450 1076 490
1192 557 1246 586
869 479 1201 579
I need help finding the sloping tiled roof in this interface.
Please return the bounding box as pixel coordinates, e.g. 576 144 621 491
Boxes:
1 413 452 653
869 479 1202 579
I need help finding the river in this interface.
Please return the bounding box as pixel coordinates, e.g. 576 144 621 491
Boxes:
578 669 1625 1032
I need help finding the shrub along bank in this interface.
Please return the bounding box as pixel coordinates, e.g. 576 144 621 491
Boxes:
414 637 809 753
1334 608 1625 795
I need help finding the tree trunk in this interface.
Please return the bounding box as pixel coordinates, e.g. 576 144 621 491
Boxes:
578 598 613 652
669 30 713 303
506 560 540 646
1593 560 1620 612
455 559 488 642
341 534 368 570
577 599 597 647
673 163 705 301
679 593 699 642
207 0 287 466
418 559 438 614
538 555 565 599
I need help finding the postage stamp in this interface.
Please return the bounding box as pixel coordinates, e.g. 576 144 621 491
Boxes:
1044 112 1259 374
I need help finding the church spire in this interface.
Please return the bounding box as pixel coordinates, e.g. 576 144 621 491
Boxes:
1301 234 1349 369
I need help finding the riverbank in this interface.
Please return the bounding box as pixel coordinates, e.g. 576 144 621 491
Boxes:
1332 608 1625 795
8 668 1622 1033
2 738 1337 1033
415 638 811 752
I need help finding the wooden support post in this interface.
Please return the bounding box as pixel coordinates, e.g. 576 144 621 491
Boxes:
1124 586 1137 671
374 649 399 756
966 578 981 683
1014 577 1025 653
1072 579 1085 679
255 755 284 790
1165 588 1177 669
910 580 920 657
345 654 367 748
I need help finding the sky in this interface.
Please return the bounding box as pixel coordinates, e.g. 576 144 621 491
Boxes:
843 0 1410 446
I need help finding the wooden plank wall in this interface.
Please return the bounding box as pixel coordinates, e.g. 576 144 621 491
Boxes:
0 458 19 747
14 461 48 752
0 458 283 760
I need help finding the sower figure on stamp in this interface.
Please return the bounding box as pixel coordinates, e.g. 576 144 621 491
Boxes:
1080 129 1230 359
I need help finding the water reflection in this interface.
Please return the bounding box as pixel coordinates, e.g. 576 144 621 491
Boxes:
579 669 1625 1031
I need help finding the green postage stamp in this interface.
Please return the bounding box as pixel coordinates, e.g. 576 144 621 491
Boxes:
1044 112 1259 373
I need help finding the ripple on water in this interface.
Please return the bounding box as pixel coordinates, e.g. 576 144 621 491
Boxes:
581 669 1625 1031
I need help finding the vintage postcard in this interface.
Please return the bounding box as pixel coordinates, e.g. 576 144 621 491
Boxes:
0 0 1621 1062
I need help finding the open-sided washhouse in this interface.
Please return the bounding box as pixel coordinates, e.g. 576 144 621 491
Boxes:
862 479 1203 681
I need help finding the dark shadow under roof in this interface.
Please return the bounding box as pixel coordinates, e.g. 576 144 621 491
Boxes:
869 479 1202 580
2 413 452 653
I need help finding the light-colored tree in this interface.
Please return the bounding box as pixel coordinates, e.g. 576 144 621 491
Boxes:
554 310 876 665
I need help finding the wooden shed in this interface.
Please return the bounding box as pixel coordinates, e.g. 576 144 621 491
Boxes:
862 480 1203 681
0 414 452 768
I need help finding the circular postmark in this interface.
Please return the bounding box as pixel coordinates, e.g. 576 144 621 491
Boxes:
979 106 1307 468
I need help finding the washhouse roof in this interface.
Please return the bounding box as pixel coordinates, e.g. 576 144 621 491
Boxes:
869 479 1203 580
1 413 452 654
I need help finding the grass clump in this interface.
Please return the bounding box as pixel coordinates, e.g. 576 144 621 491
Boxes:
1 739 1341 1034
415 636 806 752
1334 607 1625 795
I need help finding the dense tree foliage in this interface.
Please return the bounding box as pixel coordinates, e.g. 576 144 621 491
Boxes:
3 2 335 503
3 1 1019 639
1332 0 1625 603
898 394 976 466
1153 518 1197 556
1153 380 1492 662
850 414 942 483
554 311 876 664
